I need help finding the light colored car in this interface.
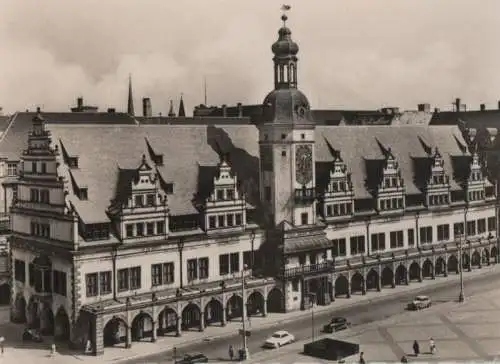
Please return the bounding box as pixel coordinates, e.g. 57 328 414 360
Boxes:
408 295 431 310
263 330 295 348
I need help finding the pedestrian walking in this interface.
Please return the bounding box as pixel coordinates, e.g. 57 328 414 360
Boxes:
0 336 4 354
429 337 436 354
413 340 420 356
50 343 57 356
359 351 366 364
401 355 408 363
229 345 234 361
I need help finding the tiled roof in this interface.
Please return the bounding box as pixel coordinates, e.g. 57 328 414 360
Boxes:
430 110 500 129
136 116 252 125
0 112 136 160
0 116 11 133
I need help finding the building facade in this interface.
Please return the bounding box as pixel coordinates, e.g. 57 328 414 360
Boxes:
4 13 500 356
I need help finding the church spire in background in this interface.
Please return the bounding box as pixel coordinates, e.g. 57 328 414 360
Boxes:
127 74 135 116
178 94 186 117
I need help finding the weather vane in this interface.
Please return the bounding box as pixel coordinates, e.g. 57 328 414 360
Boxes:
281 4 291 26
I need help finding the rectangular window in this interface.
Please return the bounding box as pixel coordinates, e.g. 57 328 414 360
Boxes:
227 189 234 200
32 162 37 174
390 231 404 249
199 258 209 279
332 238 346 257
219 254 229 275
292 279 299 292
371 233 386 252
53 270 67 296
350 236 365 255
41 162 47 174
227 214 234 227
146 194 155 206
152 264 162 286
99 271 112 295
488 217 496 232
156 221 165 235
146 222 155 236
28 263 35 286
301 213 308 225
454 222 464 238
209 216 216 229
467 221 476 236
40 189 49 203
118 269 129 291
230 252 240 273
85 273 98 297
14 259 25 283
163 262 174 284
437 224 450 242
134 195 144 207
217 215 225 228
7 162 17 176
235 213 242 226
420 226 433 244
216 189 224 200
126 224 134 238
30 188 39 202
136 223 144 236
129 267 141 290
478 219 486 234
187 259 198 281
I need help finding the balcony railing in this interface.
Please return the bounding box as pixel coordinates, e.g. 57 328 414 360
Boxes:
294 187 316 203
280 260 334 279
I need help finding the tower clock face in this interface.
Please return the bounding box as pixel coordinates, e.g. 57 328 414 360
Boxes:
295 145 313 185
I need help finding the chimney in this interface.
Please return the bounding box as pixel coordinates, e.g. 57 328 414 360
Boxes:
480 104 486 111
107 108 116 113
237 102 243 117
418 103 431 112
434 107 440 113
221 104 227 117
77 97 83 109
142 98 152 117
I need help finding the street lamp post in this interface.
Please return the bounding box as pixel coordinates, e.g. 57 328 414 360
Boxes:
310 293 316 343
458 235 465 303
178 238 185 289
240 264 250 361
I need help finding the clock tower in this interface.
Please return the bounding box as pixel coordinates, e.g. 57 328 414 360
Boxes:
257 13 316 227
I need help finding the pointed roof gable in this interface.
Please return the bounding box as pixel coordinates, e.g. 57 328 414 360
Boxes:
178 95 186 117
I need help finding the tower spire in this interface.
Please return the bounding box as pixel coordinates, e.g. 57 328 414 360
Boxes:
127 74 135 116
272 8 299 90
168 100 176 117
178 93 186 117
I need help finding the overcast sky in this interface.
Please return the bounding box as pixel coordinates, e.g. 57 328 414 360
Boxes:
0 0 499 115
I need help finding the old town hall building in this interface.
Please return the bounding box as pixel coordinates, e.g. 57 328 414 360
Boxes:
2 14 499 355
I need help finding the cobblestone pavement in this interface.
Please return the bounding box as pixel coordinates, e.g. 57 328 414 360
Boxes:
248 287 500 363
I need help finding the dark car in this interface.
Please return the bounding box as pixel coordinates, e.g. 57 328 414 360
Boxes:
175 353 209 364
22 328 43 343
323 317 350 333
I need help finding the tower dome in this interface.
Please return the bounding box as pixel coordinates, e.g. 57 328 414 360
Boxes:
271 15 299 58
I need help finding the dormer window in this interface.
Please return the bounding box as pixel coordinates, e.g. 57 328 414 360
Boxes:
78 188 88 201
322 151 354 219
216 189 224 200
227 188 234 200
377 150 405 212
154 155 164 166
425 148 450 208
68 157 79 168
465 151 486 204
7 162 17 176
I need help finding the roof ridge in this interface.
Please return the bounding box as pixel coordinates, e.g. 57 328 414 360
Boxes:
0 113 18 145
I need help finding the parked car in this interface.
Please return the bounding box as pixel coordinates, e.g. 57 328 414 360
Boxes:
175 353 209 363
263 330 295 348
22 328 43 343
408 295 432 310
323 317 351 333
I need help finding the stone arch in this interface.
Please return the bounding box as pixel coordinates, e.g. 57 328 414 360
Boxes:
40 304 54 335
435 257 446 276
13 294 26 323
395 264 407 285
334 275 349 297
471 250 481 267
54 307 70 341
350 272 364 294
448 255 458 273
157 306 177 336
103 316 128 347
491 246 498 263
0 283 10 305
267 287 284 313
131 311 154 341
247 291 265 316
409 261 420 281
365 269 379 291
226 294 243 321
381 267 393 287
422 259 433 278
204 298 224 326
181 303 201 331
